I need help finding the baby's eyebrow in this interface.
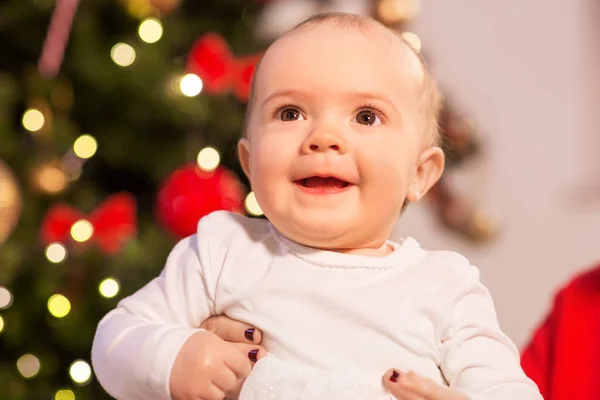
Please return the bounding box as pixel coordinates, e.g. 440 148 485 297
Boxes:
259 89 312 111
259 88 399 114
349 91 398 114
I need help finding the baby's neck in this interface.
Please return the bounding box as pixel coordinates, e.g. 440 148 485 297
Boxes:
333 243 394 257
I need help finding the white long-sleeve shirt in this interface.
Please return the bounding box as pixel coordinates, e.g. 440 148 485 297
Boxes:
92 211 542 400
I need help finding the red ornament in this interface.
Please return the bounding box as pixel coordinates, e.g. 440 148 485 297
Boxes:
40 192 137 254
156 164 246 238
186 33 262 102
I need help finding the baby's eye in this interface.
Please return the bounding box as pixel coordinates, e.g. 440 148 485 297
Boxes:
279 108 305 121
355 110 381 126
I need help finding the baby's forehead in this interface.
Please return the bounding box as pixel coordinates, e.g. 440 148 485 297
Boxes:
257 24 424 91
269 22 414 63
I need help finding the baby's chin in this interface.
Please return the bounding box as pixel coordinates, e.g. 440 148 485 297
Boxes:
277 220 387 255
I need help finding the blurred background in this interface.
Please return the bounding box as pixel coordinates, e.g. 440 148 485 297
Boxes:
0 0 598 399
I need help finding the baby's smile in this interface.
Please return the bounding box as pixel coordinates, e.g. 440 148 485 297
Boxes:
293 175 353 195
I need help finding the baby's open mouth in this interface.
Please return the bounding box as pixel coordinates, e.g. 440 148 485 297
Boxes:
293 176 352 195
298 177 350 189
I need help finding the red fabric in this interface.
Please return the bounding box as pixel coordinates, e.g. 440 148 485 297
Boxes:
521 264 600 400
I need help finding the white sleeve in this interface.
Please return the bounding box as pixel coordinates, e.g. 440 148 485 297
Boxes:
91 217 219 400
439 265 542 400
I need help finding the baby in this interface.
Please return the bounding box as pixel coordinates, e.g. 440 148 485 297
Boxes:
92 12 542 400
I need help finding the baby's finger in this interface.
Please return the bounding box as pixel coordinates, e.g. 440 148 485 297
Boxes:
212 366 240 395
224 376 246 400
200 315 263 345
230 343 267 364
223 346 253 379
197 382 226 400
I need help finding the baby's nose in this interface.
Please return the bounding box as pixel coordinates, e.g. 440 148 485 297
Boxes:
302 129 347 154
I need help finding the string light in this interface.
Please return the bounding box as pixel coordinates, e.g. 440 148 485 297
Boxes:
377 0 421 25
138 18 163 43
197 147 220 172
22 108 45 132
16 354 41 378
124 0 154 18
45 243 67 263
111 43 136 67
0 315 5 333
73 134 98 159
70 220 93 242
179 73 203 97
0 287 13 309
48 294 71 318
69 360 92 385
99 278 120 299
400 32 422 53
245 192 263 216
34 164 67 194
55 389 75 400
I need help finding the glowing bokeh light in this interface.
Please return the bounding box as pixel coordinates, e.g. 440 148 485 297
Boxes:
48 294 71 318
245 192 263 216
99 278 120 299
111 43 136 67
179 74 203 97
45 243 67 263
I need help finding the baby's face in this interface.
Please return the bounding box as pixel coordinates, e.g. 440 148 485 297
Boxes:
239 24 441 252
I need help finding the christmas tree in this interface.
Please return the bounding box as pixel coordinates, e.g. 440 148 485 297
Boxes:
0 1 494 398
0 0 264 398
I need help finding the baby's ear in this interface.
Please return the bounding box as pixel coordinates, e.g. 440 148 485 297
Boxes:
406 146 445 202
237 138 251 180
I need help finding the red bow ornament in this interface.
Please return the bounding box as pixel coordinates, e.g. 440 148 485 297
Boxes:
186 33 262 102
40 192 137 254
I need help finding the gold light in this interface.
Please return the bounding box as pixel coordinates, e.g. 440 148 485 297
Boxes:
245 192 263 216
69 360 92 385
45 243 67 263
0 287 13 309
16 354 41 378
179 74 203 97
70 220 93 243
73 135 98 159
55 389 75 400
125 0 154 18
35 164 67 194
377 0 421 25
22 108 45 132
0 315 5 333
111 43 136 67
99 278 120 299
197 147 220 172
138 18 163 43
48 294 71 318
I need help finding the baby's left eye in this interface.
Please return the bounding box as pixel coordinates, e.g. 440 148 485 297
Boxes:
355 110 381 126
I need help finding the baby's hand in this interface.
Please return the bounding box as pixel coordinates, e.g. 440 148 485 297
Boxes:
382 369 469 400
170 330 265 400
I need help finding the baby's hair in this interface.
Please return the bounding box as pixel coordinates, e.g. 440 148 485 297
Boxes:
243 12 443 146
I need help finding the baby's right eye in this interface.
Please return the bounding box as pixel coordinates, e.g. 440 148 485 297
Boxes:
279 108 304 121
